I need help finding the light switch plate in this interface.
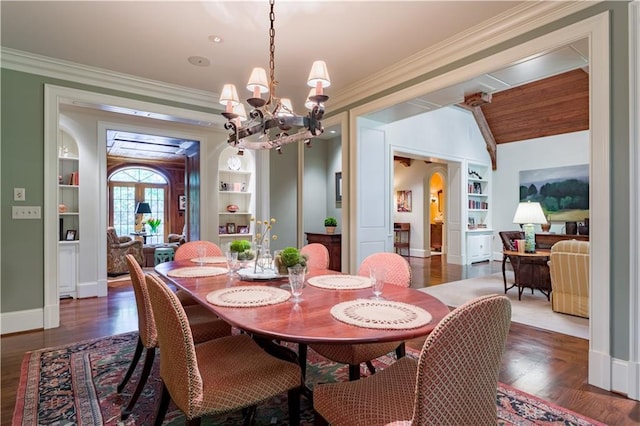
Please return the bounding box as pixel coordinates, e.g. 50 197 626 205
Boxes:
14 188 25 201
12 206 41 219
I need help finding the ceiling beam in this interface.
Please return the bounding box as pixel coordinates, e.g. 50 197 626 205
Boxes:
459 92 497 170
394 156 412 167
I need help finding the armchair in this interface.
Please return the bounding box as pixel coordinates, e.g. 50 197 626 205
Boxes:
167 224 186 245
107 227 143 276
549 240 590 318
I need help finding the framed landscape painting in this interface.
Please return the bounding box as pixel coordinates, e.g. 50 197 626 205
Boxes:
519 164 589 222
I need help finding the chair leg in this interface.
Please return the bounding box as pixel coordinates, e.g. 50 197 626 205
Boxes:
117 336 143 393
121 347 155 420
287 386 301 426
365 360 376 375
314 413 329 426
153 382 171 426
348 364 360 381
502 255 508 293
241 406 256 426
395 342 406 359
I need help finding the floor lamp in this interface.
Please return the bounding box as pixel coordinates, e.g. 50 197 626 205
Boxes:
512 201 547 253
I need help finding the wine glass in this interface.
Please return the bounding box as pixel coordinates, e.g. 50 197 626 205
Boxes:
225 251 239 277
370 266 386 299
288 265 306 303
196 246 207 266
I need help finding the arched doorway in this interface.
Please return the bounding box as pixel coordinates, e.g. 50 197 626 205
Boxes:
429 172 445 254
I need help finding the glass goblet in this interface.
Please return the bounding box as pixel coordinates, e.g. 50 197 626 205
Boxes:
370 266 387 299
288 265 306 303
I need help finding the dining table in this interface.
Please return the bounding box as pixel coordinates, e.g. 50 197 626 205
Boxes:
154 258 451 397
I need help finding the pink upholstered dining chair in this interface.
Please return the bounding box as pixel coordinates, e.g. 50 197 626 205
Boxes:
300 243 330 271
145 274 302 425
117 255 232 420
310 252 412 380
314 294 512 426
174 240 223 260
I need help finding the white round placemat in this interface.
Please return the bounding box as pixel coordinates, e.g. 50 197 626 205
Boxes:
206 286 291 307
190 256 228 264
330 299 432 330
307 274 371 290
167 266 228 278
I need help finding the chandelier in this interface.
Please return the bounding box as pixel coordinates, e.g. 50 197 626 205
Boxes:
218 0 330 153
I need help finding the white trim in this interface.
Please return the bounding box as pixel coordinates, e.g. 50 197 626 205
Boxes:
613 358 631 396
628 0 640 401
349 13 611 391
330 1 592 111
2 48 218 110
1 308 45 335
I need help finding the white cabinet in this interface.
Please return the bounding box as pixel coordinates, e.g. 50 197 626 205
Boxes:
58 131 80 298
58 242 78 298
467 232 492 263
217 148 255 244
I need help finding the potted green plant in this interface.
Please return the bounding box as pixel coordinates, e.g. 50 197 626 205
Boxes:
229 239 254 262
324 217 338 234
274 247 307 275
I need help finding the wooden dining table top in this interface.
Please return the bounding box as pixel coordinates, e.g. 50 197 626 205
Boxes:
154 260 451 346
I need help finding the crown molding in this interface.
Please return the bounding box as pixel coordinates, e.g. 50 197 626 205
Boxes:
1 47 219 110
329 0 594 111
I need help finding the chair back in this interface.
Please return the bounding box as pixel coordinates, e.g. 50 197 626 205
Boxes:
107 227 120 246
549 240 590 317
358 252 411 287
174 240 223 260
412 294 511 425
499 230 524 251
125 255 158 349
300 243 330 270
146 274 202 414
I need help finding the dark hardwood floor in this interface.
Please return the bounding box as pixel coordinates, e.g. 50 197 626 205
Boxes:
2 255 639 425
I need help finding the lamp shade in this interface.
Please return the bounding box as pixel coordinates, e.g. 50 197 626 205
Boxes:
307 60 331 89
277 98 294 117
246 67 269 95
512 201 547 225
233 103 248 121
135 202 152 214
219 84 240 106
305 88 325 110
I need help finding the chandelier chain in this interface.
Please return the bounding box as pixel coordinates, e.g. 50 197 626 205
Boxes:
268 0 277 105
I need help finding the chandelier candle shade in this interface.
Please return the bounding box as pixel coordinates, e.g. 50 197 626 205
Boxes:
512 201 548 253
219 0 330 152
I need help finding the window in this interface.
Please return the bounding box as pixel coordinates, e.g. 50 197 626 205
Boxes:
109 167 168 244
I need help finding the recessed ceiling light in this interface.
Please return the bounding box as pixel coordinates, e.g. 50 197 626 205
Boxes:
208 35 223 43
188 56 210 67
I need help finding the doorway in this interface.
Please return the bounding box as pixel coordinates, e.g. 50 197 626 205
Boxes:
429 172 445 255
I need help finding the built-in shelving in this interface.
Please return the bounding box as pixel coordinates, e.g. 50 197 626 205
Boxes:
466 162 492 264
217 148 255 244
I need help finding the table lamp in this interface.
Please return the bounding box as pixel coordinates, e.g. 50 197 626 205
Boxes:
135 202 152 232
512 201 547 253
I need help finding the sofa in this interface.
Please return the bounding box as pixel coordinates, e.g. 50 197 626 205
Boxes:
107 227 144 275
548 240 590 318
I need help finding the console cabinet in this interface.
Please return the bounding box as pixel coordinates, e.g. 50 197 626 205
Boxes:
305 232 341 272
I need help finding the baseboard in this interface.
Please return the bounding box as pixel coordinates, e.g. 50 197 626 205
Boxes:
77 279 108 298
1 308 44 334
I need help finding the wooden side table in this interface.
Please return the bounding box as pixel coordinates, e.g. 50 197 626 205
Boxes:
305 233 341 271
503 250 551 301
394 223 411 257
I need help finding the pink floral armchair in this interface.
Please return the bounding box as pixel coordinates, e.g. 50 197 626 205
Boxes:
107 227 144 275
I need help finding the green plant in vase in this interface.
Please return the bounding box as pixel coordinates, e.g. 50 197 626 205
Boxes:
229 239 254 262
274 247 308 275
146 217 161 234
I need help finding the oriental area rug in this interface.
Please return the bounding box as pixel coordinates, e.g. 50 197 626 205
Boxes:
14 331 604 425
